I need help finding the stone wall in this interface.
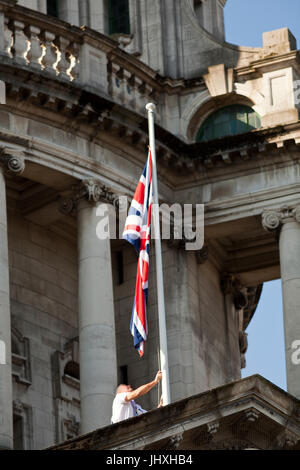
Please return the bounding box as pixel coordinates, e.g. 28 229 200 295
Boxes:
198 259 241 388
7 204 78 449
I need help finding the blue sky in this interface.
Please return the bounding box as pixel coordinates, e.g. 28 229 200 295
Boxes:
224 0 300 48
223 0 300 392
241 281 287 391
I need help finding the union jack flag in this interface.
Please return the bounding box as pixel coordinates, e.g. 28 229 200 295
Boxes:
123 150 153 357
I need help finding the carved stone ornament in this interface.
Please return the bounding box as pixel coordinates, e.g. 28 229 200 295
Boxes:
276 429 299 449
60 178 121 213
13 399 24 415
244 409 260 423
167 433 183 450
221 273 243 296
207 421 219 436
262 210 282 232
58 197 76 215
239 331 248 355
79 178 103 202
0 148 25 174
77 178 121 205
262 206 300 233
64 414 80 437
112 194 130 212
207 439 255 450
221 274 250 369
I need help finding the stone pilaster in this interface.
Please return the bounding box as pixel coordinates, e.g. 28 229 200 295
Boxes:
262 206 300 399
76 178 118 433
0 148 25 449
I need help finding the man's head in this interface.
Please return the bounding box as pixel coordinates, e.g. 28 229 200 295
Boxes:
116 384 133 395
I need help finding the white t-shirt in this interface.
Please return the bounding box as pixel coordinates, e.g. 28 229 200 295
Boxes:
111 392 147 424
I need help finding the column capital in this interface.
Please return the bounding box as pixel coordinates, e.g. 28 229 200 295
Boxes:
59 179 120 215
77 178 120 205
0 148 25 175
76 178 104 203
262 206 300 233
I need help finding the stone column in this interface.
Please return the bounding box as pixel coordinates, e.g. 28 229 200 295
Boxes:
76 179 117 433
88 0 107 33
0 167 12 448
0 151 25 449
262 207 300 399
58 0 80 26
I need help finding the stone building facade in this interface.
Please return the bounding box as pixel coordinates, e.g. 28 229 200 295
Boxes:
0 0 299 450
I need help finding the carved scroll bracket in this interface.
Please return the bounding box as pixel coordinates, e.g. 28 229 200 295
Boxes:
262 206 300 236
0 148 25 175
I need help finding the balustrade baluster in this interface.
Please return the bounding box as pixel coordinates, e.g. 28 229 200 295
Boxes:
25 25 43 68
12 20 28 64
67 42 80 81
4 17 13 58
40 30 57 74
54 36 72 80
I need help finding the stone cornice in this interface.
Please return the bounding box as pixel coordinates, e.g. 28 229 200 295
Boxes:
4 69 300 167
3 80 300 193
236 50 300 78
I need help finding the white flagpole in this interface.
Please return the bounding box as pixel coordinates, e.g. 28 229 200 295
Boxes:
146 103 171 406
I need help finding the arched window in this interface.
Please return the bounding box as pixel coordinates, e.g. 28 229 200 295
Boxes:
108 0 130 35
196 105 261 142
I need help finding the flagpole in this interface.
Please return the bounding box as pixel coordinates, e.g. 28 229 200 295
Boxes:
146 103 171 406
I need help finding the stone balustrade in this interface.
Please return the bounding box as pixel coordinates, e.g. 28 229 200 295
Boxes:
3 9 80 81
107 60 160 119
0 0 161 118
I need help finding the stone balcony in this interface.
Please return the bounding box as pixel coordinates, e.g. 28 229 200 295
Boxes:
47 375 300 450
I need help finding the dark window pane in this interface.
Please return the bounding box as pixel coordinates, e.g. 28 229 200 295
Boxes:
108 0 130 35
119 365 128 385
47 0 58 18
196 105 261 142
64 361 80 380
13 415 24 450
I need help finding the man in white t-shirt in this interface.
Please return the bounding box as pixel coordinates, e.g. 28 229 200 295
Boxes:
111 371 163 424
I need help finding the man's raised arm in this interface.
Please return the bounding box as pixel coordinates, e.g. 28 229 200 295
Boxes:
125 371 162 402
